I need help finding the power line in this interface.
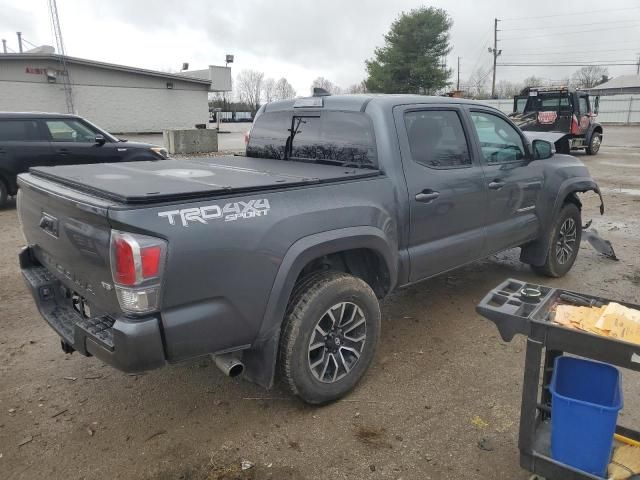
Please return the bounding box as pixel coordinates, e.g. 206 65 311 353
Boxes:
501 19 640 31
498 62 638 67
501 6 640 21
501 48 640 56
513 40 640 51
502 24 640 41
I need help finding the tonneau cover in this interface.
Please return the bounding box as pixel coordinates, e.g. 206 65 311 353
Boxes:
28 156 380 204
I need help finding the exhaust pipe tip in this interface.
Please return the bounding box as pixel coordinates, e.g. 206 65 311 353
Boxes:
214 354 244 378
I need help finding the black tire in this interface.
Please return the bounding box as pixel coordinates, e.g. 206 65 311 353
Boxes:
586 132 602 155
0 179 7 208
279 271 381 405
531 203 582 278
556 138 571 155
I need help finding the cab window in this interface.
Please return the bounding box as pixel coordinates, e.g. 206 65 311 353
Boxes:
45 119 98 142
404 110 471 169
579 96 589 115
470 112 526 164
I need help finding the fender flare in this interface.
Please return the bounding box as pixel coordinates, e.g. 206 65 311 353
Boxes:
241 226 398 388
520 177 603 266
585 122 603 144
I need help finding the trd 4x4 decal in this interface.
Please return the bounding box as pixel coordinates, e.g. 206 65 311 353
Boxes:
158 199 270 226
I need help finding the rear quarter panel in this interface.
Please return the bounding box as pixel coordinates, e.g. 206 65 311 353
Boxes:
108 176 398 361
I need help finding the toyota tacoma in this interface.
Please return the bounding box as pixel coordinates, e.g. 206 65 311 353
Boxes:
17 93 603 404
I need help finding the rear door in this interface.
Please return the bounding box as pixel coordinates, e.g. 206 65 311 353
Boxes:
42 118 120 166
0 118 54 192
468 108 542 253
393 104 488 282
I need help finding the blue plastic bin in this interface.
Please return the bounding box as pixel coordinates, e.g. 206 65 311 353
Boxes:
550 356 623 477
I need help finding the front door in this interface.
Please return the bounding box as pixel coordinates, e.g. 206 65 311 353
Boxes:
468 109 543 253
394 105 488 282
576 94 593 135
41 118 119 166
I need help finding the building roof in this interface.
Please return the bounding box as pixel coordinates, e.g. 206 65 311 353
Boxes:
590 74 640 91
0 53 212 85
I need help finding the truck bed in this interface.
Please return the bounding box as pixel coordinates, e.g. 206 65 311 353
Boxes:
28 156 380 205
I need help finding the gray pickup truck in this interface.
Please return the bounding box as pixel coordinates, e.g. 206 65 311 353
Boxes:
17 94 603 404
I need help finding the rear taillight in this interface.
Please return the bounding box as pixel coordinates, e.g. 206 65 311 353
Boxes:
110 231 166 314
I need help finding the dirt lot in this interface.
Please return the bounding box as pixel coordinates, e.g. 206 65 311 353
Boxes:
1 126 640 480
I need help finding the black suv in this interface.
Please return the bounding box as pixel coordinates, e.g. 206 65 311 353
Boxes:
0 112 168 207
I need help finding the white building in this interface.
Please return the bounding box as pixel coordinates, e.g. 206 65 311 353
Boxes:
0 53 231 133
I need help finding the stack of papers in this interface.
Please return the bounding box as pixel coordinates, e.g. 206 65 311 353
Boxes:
553 302 640 345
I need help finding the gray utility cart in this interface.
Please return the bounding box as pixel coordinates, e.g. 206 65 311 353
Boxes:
477 278 640 480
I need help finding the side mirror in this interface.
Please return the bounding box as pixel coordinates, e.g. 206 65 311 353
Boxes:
532 139 554 160
95 134 106 146
593 96 600 115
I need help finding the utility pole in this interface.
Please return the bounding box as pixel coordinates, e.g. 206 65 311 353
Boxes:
48 0 74 113
488 18 502 98
2 39 7 54
457 56 461 91
636 54 640 75
16 32 23 53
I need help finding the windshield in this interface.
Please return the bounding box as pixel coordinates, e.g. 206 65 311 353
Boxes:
514 97 527 113
524 93 573 114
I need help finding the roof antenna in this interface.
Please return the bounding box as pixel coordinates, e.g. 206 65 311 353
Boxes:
313 87 331 97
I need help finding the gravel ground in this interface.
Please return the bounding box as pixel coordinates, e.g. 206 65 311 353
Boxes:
1 127 639 480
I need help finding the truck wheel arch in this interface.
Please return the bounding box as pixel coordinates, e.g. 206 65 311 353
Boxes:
586 123 603 143
520 178 603 266
241 226 398 389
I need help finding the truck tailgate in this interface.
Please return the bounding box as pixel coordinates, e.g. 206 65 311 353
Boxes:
27 156 380 204
18 174 119 314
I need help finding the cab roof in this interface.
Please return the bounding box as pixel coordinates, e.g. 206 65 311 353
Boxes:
262 94 500 114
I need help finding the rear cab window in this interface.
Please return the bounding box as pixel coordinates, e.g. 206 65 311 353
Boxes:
404 110 471 169
0 119 42 142
247 110 378 169
524 92 573 113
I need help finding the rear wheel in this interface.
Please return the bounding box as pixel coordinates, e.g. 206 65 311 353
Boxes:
586 132 601 155
531 203 582 278
279 271 381 404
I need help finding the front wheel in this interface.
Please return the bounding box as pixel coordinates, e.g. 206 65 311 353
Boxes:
586 132 602 155
279 271 381 404
531 203 582 278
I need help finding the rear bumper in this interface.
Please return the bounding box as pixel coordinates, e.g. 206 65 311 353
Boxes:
20 247 166 373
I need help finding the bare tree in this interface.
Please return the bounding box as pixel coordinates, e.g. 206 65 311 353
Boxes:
346 81 368 94
466 67 491 99
523 75 543 88
236 69 264 112
495 80 522 99
571 66 609 89
311 77 341 94
274 77 296 100
262 78 276 103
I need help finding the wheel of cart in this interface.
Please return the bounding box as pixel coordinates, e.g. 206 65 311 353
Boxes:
477 279 640 480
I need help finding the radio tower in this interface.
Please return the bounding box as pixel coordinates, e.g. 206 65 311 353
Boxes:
48 0 74 113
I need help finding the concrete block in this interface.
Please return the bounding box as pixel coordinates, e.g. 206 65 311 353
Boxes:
163 129 218 154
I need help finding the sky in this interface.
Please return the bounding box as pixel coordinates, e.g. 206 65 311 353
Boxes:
1 0 639 96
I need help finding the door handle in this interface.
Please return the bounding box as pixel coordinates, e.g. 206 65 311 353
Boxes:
56 148 70 155
415 190 440 203
488 180 506 190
